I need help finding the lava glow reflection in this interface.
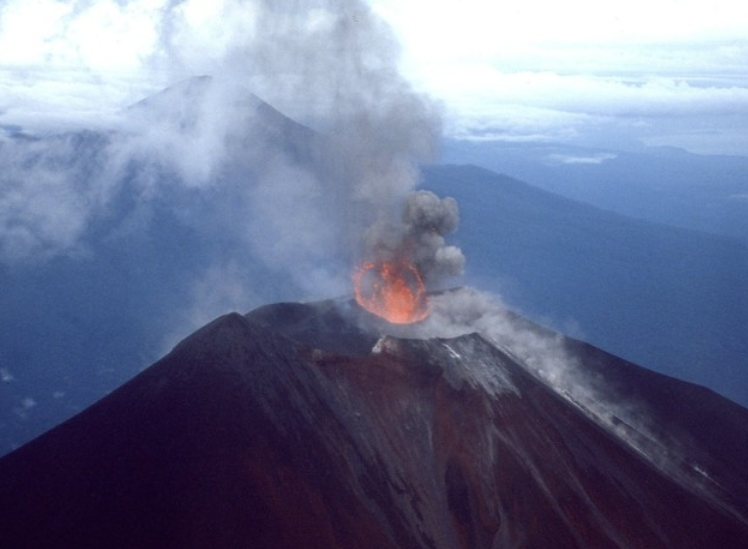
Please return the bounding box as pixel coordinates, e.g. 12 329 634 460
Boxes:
353 259 429 324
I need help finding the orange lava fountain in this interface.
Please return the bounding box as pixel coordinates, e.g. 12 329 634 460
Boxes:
353 259 429 324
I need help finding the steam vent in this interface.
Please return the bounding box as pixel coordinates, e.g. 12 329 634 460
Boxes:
1 295 748 548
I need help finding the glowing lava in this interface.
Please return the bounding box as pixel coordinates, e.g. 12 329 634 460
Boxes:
353 259 429 324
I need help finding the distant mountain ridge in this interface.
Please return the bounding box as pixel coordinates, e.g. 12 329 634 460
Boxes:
442 138 748 240
422 163 748 406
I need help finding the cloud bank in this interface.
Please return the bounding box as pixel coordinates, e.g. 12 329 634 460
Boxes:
3 1 748 154
372 0 748 154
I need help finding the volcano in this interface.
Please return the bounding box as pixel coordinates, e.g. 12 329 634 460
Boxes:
1 293 747 548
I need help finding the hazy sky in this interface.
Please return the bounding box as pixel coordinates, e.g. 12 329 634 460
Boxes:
0 0 747 154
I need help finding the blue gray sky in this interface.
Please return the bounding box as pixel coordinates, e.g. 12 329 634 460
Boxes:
1 0 746 154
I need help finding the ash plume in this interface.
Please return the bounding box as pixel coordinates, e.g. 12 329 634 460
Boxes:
403 190 465 283
0 0 464 306
226 0 463 290
361 189 465 284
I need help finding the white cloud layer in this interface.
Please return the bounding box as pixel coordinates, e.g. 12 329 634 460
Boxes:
371 0 748 153
0 0 746 153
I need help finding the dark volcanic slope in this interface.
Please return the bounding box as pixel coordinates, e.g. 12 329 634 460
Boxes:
1 301 747 549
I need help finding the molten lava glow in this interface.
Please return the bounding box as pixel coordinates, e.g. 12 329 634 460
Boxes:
353 260 429 324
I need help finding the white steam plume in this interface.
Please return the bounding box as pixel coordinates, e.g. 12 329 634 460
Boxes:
409 287 726 508
0 0 464 301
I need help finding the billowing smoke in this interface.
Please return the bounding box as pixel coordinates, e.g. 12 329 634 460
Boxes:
0 0 463 297
228 0 463 291
361 189 465 284
403 190 465 282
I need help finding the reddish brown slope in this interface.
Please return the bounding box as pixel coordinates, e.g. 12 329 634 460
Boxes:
0 305 746 548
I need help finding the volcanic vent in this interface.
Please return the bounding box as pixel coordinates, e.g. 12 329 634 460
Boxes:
1 293 748 549
353 190 464 324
